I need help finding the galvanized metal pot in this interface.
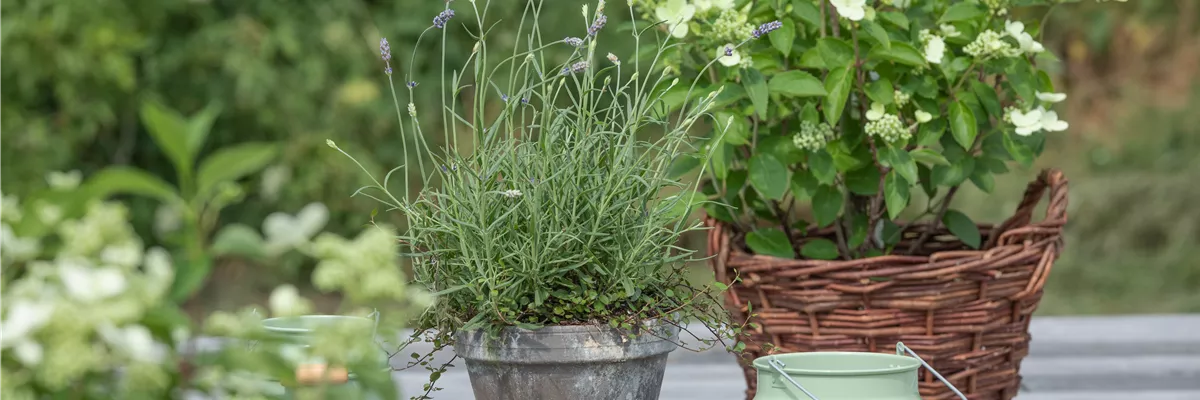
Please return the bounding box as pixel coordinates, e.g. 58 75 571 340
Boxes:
454 319 680 400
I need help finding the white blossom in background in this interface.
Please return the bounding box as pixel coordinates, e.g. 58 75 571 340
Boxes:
2 192 23 222
259 164 292 202
1 224 41 265
655 0 695 38
98 324 167 363
45 170 82 191
1 300 54 348
922 32 946 64
1039 108 1069 132
154 204 183 237
831 0 867 21
269 284 313 317
58 258 127 302
263 202 329 256
36 203 62 225
940 24 961 37
101 240 144 269
716 44 741 67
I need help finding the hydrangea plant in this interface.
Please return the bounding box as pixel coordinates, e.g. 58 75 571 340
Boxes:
0 182 429 399
633 0 1094 259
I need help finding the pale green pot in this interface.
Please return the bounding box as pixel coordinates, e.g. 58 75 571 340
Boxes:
752 352 923 400
259 315 381 399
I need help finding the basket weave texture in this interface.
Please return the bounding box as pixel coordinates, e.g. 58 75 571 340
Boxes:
705 169 1068 400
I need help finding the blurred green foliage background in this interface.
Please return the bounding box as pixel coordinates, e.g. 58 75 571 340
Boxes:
2 0 1198 316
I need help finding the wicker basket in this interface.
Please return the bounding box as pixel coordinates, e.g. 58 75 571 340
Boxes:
705 169 1068 400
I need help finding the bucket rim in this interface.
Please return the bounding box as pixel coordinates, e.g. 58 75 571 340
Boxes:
261 314 374 334
752 351 921 376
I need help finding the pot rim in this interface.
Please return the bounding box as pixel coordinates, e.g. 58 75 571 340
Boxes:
261 314 373 334
752 351 921 376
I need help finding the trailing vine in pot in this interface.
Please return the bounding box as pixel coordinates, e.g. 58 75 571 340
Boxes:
639 0 1071 259
330 0 751 398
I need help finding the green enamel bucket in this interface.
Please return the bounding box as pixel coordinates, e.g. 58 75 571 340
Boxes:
752 342 967 400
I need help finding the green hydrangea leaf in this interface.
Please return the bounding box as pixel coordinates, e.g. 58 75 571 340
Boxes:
746 228 794 258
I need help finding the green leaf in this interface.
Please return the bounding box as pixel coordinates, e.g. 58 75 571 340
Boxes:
798 47 826 69
932 157 975 186
917 118 946 146
196 142 280 199
668 154 701 178
949 100 978 150
830 143 866 172
186 102 223 156
140 100 194 180
84 166 181 204
812 185 843 227
800 102 820 125
801 239 839 260
845 167 881 195
940 2 986 23
942 209 981 249
748 154 790 201
769 71 827 97
879 11 910 30
170 254 213 302
761 135 805 165
746 228 794 258
818 38 855 68
709 142 732 179
1003 132 1034 167
884 171 910 220
910 148 950 166
1006 61 1037 103
969 165 995 193
210 223 268 260
868 42 927 67
970 80 1003 118
866 78 894 106
862 20 891 50
790 170 819 200
822 66 856 125
808 151 837 185
770 19 797 57
792 0 821 27
884 147 919 184
847 213 869 248
742 68 769 119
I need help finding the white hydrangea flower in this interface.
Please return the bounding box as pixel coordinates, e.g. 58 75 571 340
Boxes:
36 203 63 225
154 204 183 236
866 102 886 121
694 0 734 11
101 241 144 269
1036 91 1067 103
915 110 933 123
1005 20 1044 54
655 0 696 38
269 284 313 317
144 247 174 296
831 0 867 21
45 170 82 191
924 35 946 64
940 24 961 37
259 164 292 202
58 258 127 302
1039 109 1069 132
0 299 55 346
1009 107 1045 136
13 339 44 366
263 202 330 255
98 324 166 363
716 44 741 67
1 223 42 265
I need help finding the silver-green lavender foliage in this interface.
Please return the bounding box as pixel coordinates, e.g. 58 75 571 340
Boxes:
332 0 741 340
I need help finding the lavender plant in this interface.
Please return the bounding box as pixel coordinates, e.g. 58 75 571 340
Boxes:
631 0 1098 260
329 0 752 397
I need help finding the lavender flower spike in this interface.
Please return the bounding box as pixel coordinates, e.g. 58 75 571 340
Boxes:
561 61 589 75
433 9 455 29
751 20 783 39
588 14 608 37
407 81 418 89
379 38 391 61
564 37 584 47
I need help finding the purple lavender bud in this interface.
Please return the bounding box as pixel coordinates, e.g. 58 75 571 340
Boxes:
560 61 589 75
385 66 393 75
520 97 529 104
724 46 734 57
588 14 608 37
433 9 455 29
407 81 418 88
501 94 509 103
752 20 783 39
380 38 391 61
564 37 584 47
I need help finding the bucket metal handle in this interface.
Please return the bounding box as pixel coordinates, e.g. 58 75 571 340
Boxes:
896 342 968 400
767 356 821 400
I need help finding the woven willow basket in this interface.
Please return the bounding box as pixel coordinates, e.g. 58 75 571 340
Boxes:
705 169 1068 400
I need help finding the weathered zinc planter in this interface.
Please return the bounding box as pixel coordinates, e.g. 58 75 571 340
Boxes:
454 319 680 400
752 343 966 400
